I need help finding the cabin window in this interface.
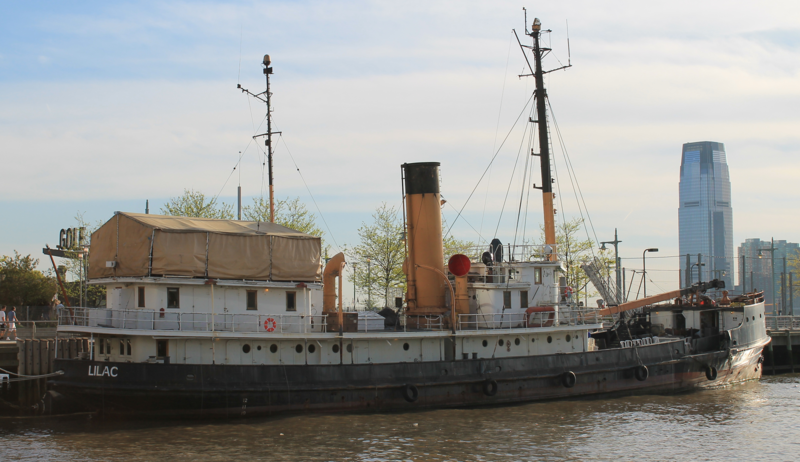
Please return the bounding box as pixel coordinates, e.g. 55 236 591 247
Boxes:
503 291 512 309
534 268 543 285
138 287 145 307
246 290 258 311
167 287 180 308
97 338 103 355
286 291 297 312
127 339 132 356
119 340 125 356
520 290 528 308
156 339 168 358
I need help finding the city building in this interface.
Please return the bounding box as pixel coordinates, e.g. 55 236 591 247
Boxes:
678 141 734 290
736 238 799 315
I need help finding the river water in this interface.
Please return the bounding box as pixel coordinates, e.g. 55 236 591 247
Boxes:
2 375 800 461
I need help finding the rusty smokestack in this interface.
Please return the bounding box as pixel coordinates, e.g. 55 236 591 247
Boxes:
402 162 446 315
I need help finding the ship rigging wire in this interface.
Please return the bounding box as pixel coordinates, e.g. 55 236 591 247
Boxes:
444 92 535 240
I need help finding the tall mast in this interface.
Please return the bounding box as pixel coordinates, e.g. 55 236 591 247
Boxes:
238 55 280 223
264 55 275 223
528 18 557 259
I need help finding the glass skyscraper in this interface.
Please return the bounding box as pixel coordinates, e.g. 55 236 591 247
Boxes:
678 141 734 289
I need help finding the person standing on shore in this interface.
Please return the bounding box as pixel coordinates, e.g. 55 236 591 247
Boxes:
0 306 6 340
6 306 17 341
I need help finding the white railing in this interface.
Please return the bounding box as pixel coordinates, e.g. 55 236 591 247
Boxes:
765 316 800 331
458 313 527 330
459 244 561 263
58 307 328 333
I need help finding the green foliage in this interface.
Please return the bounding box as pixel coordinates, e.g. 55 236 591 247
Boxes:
442 218 479 261
161 189 234 219
540 218 611 301
348 203 406 309
0 252 57 306
243 196 324 238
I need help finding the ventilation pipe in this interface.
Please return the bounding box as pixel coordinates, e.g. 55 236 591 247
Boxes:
402 162 446 315
323 253 346 329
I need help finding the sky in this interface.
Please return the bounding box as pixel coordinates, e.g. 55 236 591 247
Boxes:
1 0 799 304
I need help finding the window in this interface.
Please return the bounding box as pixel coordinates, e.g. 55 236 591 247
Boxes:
534 268 543 285
119 340 125 355
97 338 104 355
246 290 258 311
167 287 180 308
520 290 528 309
138 287 145 308
127 339 132 356
503 291 511 309
156 339 168 358
286 291 297 312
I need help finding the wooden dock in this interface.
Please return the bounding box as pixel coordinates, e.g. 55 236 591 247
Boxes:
0 338 89 415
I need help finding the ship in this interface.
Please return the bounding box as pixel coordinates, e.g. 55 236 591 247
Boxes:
46 17 769 418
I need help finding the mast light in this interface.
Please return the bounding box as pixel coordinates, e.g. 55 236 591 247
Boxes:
532 18 541 32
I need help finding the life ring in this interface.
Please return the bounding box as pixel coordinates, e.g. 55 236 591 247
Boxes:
705 365 718 381
561 371 577 388
525 307 555 328
482 379 498 397
159 307 165 319
264 318 277 332
634 365 649 382
403 384 419 403
562 286 574 298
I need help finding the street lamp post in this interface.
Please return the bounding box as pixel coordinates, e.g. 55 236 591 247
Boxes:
600 229 622 304
642 248 659 298
758 237 777 315
352 262 357 310
366 257 372 309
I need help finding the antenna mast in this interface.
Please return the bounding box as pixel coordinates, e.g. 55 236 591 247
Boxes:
514 14 571 261
238 54 282 223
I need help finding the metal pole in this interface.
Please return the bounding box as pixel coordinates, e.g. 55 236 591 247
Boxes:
741 253 746 294
642 251 647 298
783 257 787 315
772 238 776 315
685 254 691 288
622 268 626 303
237 185 242 221
790 272 794 316
367 259 372 309
263 55 275 223
352 263 357 310
698 253 703 284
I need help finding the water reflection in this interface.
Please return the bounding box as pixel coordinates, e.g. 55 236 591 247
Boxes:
2 376 798 461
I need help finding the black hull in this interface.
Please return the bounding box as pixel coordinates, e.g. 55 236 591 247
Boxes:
47 338 767 418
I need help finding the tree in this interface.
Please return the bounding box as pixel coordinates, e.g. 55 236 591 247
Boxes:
161 189 234 219
442 217 479 260
0 252 57 306
349 203 406 309
243 196 324 238
539 218 612 303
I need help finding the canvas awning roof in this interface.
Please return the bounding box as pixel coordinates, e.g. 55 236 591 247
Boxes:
88 212 321 282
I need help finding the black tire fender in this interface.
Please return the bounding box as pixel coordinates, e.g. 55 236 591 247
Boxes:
403 384 419 403
561 371 577 388
705 365 718 381
482 378 498 396
634 365 649 382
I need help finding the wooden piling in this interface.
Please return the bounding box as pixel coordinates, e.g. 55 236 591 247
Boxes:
787 330 794 374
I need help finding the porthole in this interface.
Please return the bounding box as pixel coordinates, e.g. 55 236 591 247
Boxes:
332 344 340 353
403 342 410 351
257 345 262 351
531 338 536 343
482 340 488 347
745 317 748 322
547 336 553 344
496 366 502 373
514 338 520 346
296 344 304 353
566 334 571 342
242 344 251 354
270 344 278 353
498 339 505 346
308 344 316 354
346 344 353 353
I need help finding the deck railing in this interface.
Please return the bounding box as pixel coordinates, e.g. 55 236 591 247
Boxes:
765 316 800 331
58 307 328 333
